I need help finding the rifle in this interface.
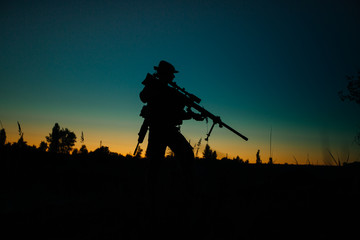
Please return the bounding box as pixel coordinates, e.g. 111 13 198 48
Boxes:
133 118 149 155
168 80 248 142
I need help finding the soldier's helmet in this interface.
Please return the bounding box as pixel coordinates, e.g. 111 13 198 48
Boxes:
154 60 179 74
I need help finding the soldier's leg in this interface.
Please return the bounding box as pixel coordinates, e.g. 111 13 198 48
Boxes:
146 128 167 161
146 128 167 192
168 129 195 194
168 129 194 167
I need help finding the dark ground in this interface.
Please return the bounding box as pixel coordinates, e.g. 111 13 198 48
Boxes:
1 149 359 239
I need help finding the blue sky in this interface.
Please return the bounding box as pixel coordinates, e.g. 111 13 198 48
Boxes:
1 0 360 163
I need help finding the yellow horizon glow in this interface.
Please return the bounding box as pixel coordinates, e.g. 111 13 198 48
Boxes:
3 119 359 165
3 129 339 165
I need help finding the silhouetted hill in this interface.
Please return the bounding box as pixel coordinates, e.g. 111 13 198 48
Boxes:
1 148 359 239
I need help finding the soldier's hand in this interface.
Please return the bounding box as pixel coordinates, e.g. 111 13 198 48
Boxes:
193 113 205 121
186 107 205 121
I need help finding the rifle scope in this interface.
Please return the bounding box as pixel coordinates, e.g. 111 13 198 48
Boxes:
168 81 201 104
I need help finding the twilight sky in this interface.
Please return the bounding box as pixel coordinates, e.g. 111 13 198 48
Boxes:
1 0 360 164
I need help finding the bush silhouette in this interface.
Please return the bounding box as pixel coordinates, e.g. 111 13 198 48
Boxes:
38 141 48 152
46 123 76 154
79 145 88 155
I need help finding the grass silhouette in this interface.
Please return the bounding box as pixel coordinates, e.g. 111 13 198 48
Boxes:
1 144 359 239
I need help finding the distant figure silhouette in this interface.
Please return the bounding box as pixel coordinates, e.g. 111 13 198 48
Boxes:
140 60 204 192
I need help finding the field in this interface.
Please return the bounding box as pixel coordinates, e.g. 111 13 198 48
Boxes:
1 148 359 239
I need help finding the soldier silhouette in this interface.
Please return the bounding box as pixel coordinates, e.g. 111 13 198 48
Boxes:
140 60 204 192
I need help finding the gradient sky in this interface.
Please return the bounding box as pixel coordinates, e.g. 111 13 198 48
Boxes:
1 0 360 164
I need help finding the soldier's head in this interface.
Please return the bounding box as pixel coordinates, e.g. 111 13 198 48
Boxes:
154 60 178 82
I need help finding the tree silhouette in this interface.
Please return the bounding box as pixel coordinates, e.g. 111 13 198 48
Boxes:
46 123 76 154
339 71 360 104
92 146 111 158
60 128 76 154
339 71 360 144
72 148 78 155
203 143 217 160
39 141 48 152
0 128 6 146
47 123 61 153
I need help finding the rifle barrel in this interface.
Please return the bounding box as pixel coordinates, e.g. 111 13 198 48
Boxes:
190 100 248 141
221 121 248 141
